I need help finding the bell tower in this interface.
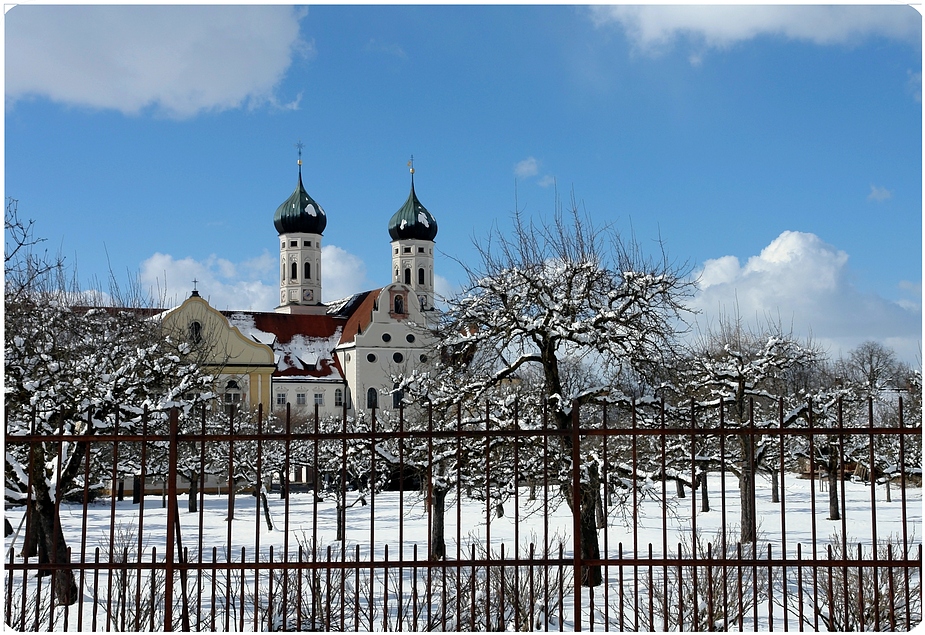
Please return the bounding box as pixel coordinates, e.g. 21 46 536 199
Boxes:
388 158 438 311
274 142 326 314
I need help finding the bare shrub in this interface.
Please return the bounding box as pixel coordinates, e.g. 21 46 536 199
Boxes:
802 533 922 631
636 527 774 631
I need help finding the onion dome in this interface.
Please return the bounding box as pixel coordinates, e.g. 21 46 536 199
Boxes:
388 175 438 241
274 170 327 236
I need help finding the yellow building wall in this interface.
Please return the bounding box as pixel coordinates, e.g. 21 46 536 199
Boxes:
161 295 276 409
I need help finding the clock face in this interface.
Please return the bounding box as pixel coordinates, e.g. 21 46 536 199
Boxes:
303 289 314 301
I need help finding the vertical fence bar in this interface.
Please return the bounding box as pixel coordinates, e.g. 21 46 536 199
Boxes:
778 398 788 632
254 405 263 632
134 406 149 632
689 399 699 630
571 401 582 631
807 398 820 631
103 409 120 631
866 397 881 631
164 408 179 631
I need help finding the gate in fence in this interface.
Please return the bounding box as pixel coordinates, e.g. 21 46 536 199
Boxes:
4 397 923 631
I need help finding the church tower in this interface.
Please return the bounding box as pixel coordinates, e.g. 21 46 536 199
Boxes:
387 159 438 311
274 147 327 314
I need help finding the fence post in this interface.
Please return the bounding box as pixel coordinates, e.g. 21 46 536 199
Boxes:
571 400 582 631
164 408 179 631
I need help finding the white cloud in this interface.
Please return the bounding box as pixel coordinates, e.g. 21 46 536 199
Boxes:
139 244 374 310
691 231 921 365
139 252 277 311
5 5 307 118
514 157 540 178
321 245 374 302
908 70 923 103
591 5 921 54
867 184 893 202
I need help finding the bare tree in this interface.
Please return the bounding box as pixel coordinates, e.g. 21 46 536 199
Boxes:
4 201 212 605
430 202 693 586
673 314 821 543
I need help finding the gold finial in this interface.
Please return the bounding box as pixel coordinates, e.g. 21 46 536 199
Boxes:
408 155 415 175
296 140 304 167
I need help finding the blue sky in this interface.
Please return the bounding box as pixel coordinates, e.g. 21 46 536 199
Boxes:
4 4 922 364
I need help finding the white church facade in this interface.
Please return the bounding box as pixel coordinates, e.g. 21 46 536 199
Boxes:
161 157 439 420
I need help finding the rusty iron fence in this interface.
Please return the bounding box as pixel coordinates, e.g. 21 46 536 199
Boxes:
4 397 922 631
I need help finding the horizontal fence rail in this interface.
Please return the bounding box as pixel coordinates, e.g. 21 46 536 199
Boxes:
4 397 922 631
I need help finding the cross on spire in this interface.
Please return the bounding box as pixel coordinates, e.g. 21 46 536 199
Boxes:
295 140 304 173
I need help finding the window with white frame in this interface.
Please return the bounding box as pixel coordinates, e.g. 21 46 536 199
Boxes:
296 393 306 406
335 388 344 407
276 393 287 406
314 393 324 406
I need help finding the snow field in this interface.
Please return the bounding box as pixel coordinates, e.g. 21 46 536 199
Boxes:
4 472 921 631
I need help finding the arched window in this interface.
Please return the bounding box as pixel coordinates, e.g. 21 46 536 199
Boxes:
392 383 404 409
304 262 311 280
281 262 286 282
404 268 411 284
394 295 404 315
188 321 202 344
367 388 378 410
334 388 344 408
224 380 242 416
418 268 425 285
291 262 298 281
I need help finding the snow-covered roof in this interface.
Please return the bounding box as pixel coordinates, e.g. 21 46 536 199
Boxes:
224 311 345 380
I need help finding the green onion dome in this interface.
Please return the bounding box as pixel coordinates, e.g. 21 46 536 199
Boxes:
274 172 327 236
388 181 437 241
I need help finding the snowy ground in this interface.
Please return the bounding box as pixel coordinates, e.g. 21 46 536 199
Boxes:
4 472 922 631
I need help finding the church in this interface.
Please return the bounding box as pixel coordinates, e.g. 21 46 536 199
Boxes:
160 156 439 420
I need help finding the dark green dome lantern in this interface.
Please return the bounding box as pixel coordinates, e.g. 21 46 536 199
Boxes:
274 157 327 236
388 163 437 241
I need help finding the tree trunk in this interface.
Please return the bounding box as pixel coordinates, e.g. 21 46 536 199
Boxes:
561 462 604 588
27 448 78 605
260 489 274 530
279 471 288 500
739 434 757 544
700 471 710 513
827 447 840 521
431 487 447 560
675 477 686 499
556 404 603 588
336 502 346 542
577 471 603 587
188 473 199 513
226 483 236 521
770 468 780 504
885 478 892 503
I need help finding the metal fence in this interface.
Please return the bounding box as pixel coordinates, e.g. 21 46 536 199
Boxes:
4 397 922 631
